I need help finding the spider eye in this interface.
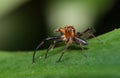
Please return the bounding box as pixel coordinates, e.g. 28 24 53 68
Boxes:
59 29 61 31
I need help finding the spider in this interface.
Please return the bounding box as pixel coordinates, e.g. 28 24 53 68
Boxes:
32 25 100 63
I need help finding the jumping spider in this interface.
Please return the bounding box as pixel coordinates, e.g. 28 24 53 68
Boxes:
32 25 101 63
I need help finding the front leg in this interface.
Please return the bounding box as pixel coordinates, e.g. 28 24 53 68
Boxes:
32 36 60 64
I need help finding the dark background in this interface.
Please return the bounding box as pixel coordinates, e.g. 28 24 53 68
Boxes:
0 0 120 51
95 0 120 35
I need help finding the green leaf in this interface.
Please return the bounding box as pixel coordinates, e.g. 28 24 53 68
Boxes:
0 29 120 78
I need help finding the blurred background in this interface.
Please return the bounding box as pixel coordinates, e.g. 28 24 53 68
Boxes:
0 0 119 51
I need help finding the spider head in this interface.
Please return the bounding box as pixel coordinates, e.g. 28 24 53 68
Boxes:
55 26 76 36
65 26 75 33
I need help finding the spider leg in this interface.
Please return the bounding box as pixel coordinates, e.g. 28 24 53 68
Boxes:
76 27 94 37
78 27 102 43
56 37 72 62
56 42 69 62
77 28 102 43
76 32 83 37
32 36 60 64
75 37 88 57
45 39 63 59
75 37 88 46
88 33 103 43
79 42 84 50
32 41 44 64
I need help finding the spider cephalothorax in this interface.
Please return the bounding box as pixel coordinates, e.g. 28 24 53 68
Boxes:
55 26 76 42
32 25 100 63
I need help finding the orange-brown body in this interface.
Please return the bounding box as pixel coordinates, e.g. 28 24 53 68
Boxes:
56 26 76 43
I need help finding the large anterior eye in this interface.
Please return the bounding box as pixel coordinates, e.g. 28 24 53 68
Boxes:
58 29 61 31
